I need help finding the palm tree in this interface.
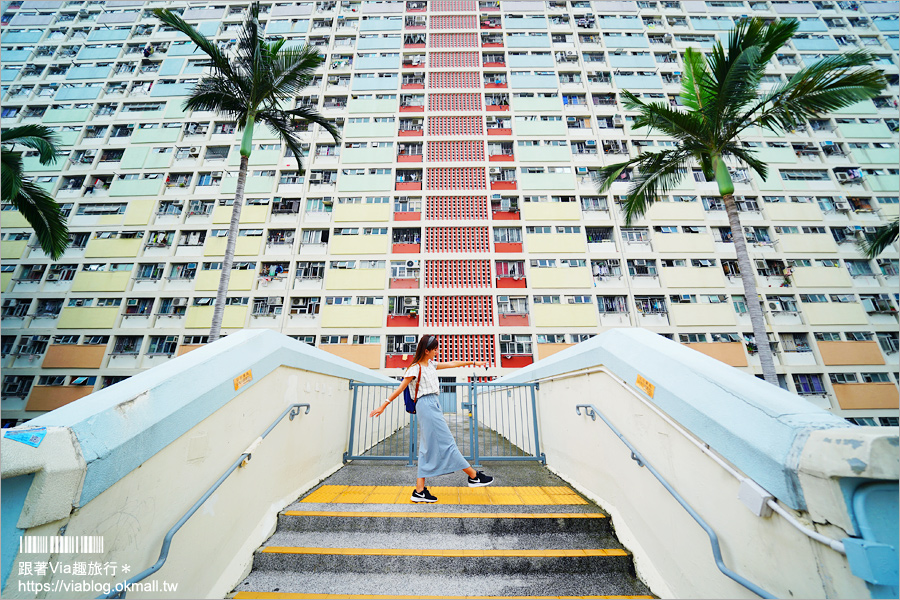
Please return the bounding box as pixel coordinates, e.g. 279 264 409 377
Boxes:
1 125 69 260
154 1 340 342
596 17 885 386
859 218 898 259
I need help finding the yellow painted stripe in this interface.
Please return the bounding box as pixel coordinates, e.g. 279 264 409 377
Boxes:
234 593 654 599
300 486 587 505
260 547 628 557
282 511 606 519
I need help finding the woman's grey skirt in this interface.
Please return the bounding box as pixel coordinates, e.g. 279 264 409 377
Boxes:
416 393 469 478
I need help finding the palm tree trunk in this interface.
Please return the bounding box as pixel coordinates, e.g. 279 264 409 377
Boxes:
209 154 249 342
723 193 778 386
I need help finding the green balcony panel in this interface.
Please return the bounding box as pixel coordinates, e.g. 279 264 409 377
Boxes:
508 54 555 69
510 73 558 89
57 130 80 146
42 107 92 124
144 150 173 169
838 122 893 139
517 145 571 162
109 178 164 197
519 172 575 190
337 174 393 192
21 156 63 172
77 46 122 60
121 147 150 169
765 147 799 163
65 65 112 80
132 127 181 144
510 95 561 112
342 147 393 163
851 147 900 164
869 175 900 192
228 150 282 166
357 36 403 50
351 76 399 91
506 35 550 49
345 121 396 138
796 19 828 32
833 101 878 115
515 119 566 136
348 98 398 114
168 43 204 56
164 101 190 119
221 176 275 194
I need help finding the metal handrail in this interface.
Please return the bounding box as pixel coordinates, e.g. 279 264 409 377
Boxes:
574 403 775 600
98 403 311 599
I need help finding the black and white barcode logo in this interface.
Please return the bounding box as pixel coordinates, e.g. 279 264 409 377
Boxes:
19 536 104 554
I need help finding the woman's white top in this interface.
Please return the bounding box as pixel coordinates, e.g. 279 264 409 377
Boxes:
404 359 439 397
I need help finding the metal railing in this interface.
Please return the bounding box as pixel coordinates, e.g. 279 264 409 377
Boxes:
575 403 774 600
98 403 311 599
345 380 544 467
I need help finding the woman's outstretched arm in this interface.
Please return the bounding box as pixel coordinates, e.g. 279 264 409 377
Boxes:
436 360 487 370
369 376 414 417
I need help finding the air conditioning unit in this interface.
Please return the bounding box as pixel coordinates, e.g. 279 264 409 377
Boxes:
679 294 692 302
576 166 589 174
309 174 323 182
565 50 576 56
489 167 500 174
189 147 200 155
405 260 419 268
768 302 779 310
403 297 418 306
173 298 187 306
864 226 878 233
267 297 283 305
613 116 624 127
585 140 597 146
300 142 310 149
834 202 851 211
836 172 850 181
127 299 139 306
285 231 295 240
634 259 647 266
566 116 577 122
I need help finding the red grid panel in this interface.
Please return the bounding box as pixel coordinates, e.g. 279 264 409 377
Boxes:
426 195 489 220
425 260 492 288
428 93 482 112
427 116 483 136
427 141 485 162
425 226 490 253
427 167 487 190
430 33 479 48
434 334 495 367
430 15 478 29
429 52 479 69
424 296 493 327
428 71 480 89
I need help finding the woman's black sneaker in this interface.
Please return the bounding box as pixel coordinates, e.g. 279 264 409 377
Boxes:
467 471 494 487
411 487 438 503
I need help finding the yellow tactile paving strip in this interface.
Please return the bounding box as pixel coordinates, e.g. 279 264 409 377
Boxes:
235 594 653 599
300 485 588 505
283 510 606 519
261 547 627 557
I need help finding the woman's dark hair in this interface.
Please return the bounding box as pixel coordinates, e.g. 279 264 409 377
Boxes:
410 335 439 366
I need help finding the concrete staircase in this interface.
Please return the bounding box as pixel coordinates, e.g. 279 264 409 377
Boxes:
230 463 653 599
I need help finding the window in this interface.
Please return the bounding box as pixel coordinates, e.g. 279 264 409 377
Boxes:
793 374 826 395
147 336 178 356
861 373 891 383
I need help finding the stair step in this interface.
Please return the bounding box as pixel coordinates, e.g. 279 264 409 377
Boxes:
279 511 611 534
235 593 652 599
232 571 654 598
300 485 588 505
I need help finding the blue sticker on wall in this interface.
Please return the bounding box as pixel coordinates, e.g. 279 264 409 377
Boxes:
3 427 46 448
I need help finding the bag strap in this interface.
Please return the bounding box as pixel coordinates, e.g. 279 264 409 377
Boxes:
413 364 421 401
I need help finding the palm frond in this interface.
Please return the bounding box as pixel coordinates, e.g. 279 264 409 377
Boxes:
679 47 715 117
0 125 61 164
618 149 693 225
153 8 232 75
9 178 69 260
271 45 326 98
257 111 308 171
182 79 249 120
625 94 711 148
721 142 768 181
284 106 341 143
858 219 899 259
1 147 25 204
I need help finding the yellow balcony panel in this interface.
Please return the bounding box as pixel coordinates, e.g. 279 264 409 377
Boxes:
333 203 392 222
84 238 142 258
536 343 575 360
204 236 263 256
530 267 592 289
57 306 119 329
221 176 275 195
764 202 823 221
123 199 156 226
321 304 383 328
1 210 30 227
71 271 131 292
778 234 837 254
645 202 706 221
791 267 852 288
880 202 898 218
185 305 248 329
319 344 381 369
108 178 164 197
26 386 95 412
661 267 725 288
43 344 106 368
654 233 715 253
1 273 12 291
1 240 28 259
330 235 389 255
212 204 270 224
670 303 736 326
525 233 585 253
521 202 581 221
326 268 386 290
532 304 596 327
194 269 254 291
834 383 899 410
817 341 885 366
683 342 748 367
801 302 869 325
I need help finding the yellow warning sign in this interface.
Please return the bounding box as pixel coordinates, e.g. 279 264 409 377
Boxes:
233 369 253 391
635 374 655 398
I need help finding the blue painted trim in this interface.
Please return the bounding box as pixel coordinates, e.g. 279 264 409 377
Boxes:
26 330 394 507
499 328 852 510
1 473 34 590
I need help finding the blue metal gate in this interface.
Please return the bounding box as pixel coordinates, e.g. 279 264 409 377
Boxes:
344 380 544 466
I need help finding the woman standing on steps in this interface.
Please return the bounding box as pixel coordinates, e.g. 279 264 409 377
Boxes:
369 335 494 502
